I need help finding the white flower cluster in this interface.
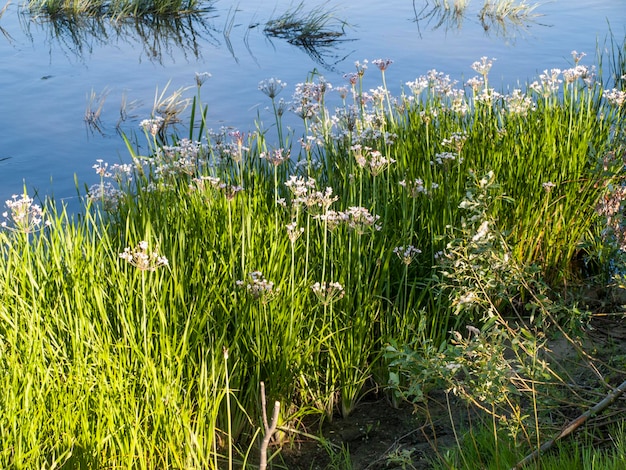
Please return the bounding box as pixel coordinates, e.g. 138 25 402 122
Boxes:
471 56 496 77
372 58 393 72
351 144 396 176
393 245 422 265
474 88 502 107
154 139 207 178
88 182 125 211
119 241 168 271
286 222 304 243
427 69 458 97
603 88 626 108
314 206 381 232
562 65 595 85
399 178 437 197
291 79 330 120
505 89 536 116
194 72 212 87
311 281 345 305
1 194 51 233
441 132 467 152
405 76 429 96
192 176 244 201
260 148 290 166
432 152 461 166
258 78 287 99
236 271 276 300
93 159 112 178
139 117 165 137
284 176 338 210
529 69 562 98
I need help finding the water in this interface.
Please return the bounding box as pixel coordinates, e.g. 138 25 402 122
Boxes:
0 0 624 208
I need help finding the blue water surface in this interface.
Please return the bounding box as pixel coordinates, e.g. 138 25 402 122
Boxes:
0 0 624 208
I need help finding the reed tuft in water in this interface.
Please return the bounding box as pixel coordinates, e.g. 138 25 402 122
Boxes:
26 0 209 19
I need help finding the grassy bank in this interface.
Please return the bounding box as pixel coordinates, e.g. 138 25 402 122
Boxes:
0 48 625 468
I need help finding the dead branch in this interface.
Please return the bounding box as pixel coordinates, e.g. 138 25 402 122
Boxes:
259 381 280 470
511 378 626 469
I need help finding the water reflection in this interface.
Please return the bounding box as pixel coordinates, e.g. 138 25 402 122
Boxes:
21 10 220 64
263 2 353 70
16 2 353 70
262 29 353 72
412 0 543 39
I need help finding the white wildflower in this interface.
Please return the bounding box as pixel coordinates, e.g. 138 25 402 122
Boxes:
258 78 287 99
393 245 422 265
119 241 168 271
311 281 345 305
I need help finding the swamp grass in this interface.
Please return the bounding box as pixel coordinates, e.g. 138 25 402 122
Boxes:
0 47 625 468
264 1 348 46
414 0 542 36
20 0 350 68
25 0 211 19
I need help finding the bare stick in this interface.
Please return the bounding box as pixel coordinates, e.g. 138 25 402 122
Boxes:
511 378 626 469
259 382 280 470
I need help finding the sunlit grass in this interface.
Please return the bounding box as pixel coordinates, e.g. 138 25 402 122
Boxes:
0 41 625 468
433 420 626 469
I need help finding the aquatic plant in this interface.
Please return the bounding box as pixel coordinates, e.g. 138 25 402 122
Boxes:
414 0 542 37
264 1 348 46
264 1 350 68
0 46 624 468
479 0 541 34
26 0 208 18
84 87 109 135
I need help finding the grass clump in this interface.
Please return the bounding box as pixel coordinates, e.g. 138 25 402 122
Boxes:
0 38 625 468
26 0 209 19
415 0 542 36
264 2 348 45
263 0 350 66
